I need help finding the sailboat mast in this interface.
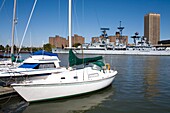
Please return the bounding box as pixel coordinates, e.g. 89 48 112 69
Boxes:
11 0 17 55
68 0 72 48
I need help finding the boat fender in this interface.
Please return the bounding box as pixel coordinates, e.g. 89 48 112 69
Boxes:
105 63 110 70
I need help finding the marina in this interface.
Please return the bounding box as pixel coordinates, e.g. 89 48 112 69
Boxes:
0 0 170 112
0 54 170 112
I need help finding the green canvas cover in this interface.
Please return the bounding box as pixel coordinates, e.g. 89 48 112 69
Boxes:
69 49 103 67
93 61 105 68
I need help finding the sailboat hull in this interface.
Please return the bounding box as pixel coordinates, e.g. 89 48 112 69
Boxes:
12 69 117 102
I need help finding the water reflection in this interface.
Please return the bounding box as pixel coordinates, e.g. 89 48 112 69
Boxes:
0 86 114 113
0 94 28 113
143 56 160 99
1 54 170 113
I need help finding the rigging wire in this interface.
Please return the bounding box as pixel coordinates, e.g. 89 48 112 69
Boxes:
0 0 11 45
29 32 32 53
72 0 80 34
82 0 84 25
58 0 60 22
0 0 6 13
94 8 101 29
15 25 19 53
63 0 68 44
18 0 38 54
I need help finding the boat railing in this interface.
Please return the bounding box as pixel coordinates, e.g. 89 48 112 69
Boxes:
2 68 30 85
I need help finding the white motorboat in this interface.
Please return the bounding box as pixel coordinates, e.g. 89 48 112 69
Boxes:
0 50 66 86
12 49 118 102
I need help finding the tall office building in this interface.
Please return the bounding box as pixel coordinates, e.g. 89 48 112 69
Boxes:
144 13 160 45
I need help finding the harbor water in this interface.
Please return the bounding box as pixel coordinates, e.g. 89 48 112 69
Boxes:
0 54 170 113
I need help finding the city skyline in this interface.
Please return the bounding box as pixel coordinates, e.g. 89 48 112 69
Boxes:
0 0 170 47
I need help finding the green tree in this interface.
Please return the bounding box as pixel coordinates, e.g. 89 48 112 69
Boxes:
32 47 39 52
73 43 81 48
5 45 10 52
43 43 52 52
13 44 18 53
0 45 5 51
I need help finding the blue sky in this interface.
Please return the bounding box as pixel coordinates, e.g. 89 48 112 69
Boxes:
0 0 170 47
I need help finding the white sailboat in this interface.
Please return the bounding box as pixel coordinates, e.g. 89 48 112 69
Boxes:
12 49 117 102
12 0 118 102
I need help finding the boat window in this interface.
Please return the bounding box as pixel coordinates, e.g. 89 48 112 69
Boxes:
88 73 99 78
74 76 78 79
61 77 65 79
18 63 39 69
100 45 105 47
38 63 56 69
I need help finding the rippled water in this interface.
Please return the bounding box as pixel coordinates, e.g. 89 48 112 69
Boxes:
0 54 170 113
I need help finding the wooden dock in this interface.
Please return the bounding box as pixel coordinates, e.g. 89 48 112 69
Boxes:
0 86 16 98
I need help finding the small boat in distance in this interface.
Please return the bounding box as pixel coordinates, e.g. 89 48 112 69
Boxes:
12 49 118 102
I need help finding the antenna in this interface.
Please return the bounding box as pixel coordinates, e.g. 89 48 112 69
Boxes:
117 21 124 36
100 28 109 38
116 21 126 45
131 32 141 45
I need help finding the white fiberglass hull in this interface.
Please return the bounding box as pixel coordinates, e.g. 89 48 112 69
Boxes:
0 67 67 86
12 68 117 102
14 76 115 102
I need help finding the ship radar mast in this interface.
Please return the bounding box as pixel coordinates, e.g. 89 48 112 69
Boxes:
131 32 141 45
100 28 109 39
117 21 124 36
116 21 126 46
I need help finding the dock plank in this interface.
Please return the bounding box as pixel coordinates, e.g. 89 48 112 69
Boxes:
0 87 16 97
